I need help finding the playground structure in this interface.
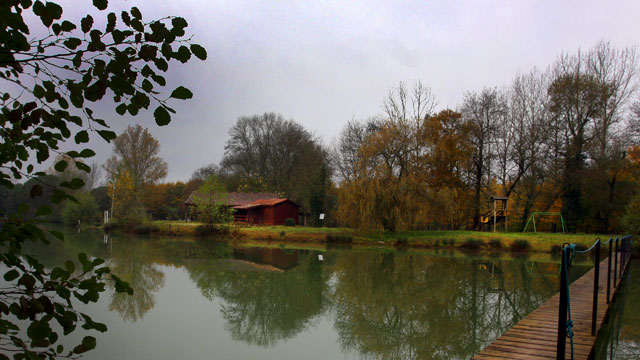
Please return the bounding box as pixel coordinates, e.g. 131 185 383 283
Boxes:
479 196 508 232
522 211 567 233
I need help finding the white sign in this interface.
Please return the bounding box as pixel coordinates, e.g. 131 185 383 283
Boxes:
319 213 325 220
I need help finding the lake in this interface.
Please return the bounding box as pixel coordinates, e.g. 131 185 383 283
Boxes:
19 228 639 359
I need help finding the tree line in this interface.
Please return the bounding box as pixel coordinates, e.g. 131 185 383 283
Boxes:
4 42 638 234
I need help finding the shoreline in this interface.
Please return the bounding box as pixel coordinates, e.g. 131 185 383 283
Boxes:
100 220 629 255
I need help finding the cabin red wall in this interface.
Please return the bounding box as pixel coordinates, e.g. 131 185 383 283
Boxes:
272 202 299 225
248 201 299 225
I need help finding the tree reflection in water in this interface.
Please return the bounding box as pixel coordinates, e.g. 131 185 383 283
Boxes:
107 237 165 322
186 249 328 347
330 252 561 359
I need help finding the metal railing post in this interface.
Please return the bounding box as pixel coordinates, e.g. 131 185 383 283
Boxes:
607 238 613 304
557 246 568 359
614 238 618 288
591 240 600 336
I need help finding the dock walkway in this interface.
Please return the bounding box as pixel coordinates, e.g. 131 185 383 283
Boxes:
473 250 629 360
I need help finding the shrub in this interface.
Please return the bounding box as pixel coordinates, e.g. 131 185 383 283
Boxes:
461 238 483 249
488 239 503 249
449 239 456 247
284 218 296 227
61 192 100 226
434 240 440 247
326 234 353 243
279 231 286 237
510 239 531 252
442 239 448 246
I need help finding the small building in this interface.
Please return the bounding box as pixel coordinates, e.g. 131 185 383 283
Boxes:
184 192 300 225
233 198 301 226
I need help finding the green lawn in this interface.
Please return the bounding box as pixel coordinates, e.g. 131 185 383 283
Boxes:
150 220 616 252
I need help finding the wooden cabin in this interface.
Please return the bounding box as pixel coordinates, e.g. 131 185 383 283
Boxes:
184 192 300 225
233 198 300 225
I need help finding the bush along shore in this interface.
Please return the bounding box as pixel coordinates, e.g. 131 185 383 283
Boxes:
99 220 639 255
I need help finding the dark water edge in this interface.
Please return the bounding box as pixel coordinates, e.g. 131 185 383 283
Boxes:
11 226 639 359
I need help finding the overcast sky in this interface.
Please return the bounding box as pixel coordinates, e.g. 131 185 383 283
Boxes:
49 0 640 183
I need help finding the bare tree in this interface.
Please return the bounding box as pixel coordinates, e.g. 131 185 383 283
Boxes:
332 117 381 183
461 88 505 229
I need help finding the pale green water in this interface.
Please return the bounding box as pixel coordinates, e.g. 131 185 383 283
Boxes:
18 227 638 359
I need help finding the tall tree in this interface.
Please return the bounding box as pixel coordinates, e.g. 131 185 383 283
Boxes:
221 113 329 212
104 124 168 195
549 53 609 231
461 88 504 229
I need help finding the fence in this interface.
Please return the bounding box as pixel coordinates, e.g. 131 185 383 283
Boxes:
556 235 633 359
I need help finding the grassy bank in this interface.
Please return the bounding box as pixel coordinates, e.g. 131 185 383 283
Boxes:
141 221 620 253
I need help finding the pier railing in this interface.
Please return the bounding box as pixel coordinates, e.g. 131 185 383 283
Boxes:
556 235 633 359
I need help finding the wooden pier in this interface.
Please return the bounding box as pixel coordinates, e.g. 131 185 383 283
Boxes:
473 243 631 360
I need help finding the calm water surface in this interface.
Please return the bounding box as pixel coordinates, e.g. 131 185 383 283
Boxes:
21 228 638 359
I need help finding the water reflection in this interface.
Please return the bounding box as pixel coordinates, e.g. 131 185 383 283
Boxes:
186 249 328 347
24 227 638 360
107 238 165 322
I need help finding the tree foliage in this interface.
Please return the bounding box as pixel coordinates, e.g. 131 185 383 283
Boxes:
0 0 204 357
191 175 233 226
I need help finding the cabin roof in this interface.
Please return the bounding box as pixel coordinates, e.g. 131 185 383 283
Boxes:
184 191 280 206
233 198 300 209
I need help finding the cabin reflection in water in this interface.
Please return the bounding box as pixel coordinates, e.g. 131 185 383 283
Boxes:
231 247 300 272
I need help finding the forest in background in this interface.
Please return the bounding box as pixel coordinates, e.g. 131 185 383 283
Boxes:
3 41 640 234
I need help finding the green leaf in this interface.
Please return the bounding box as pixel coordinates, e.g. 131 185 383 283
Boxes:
27 320 51 343
81 15 94 33
4 270 19 281
130 6 142 20
170 86 193 100
79 149 96 158
93 0 108 10
115 103 127 115
106 12 116 32
60 20 76 32
63 38 82 50
141 79 153 92
151 74 166 86
75 130 89 144
73 336 97 354
153 105 170 126
97 130 117 142
154 58 168 72
33 84 45 98
75 161 91 173
35 205 53 216
175 45 191 63
190 44 207 60
54 160 68 172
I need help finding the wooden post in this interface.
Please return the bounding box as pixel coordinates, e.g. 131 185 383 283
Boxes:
493 199 496 233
